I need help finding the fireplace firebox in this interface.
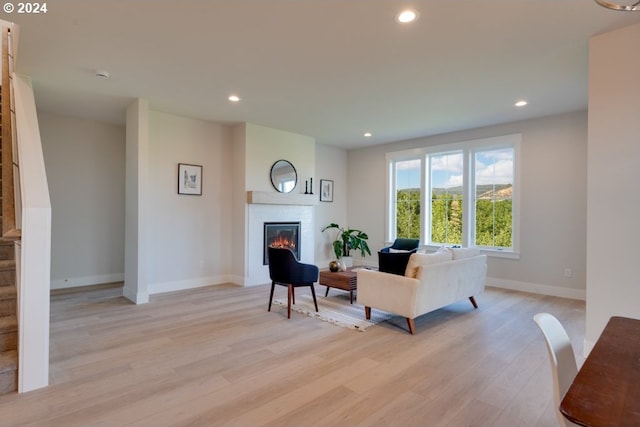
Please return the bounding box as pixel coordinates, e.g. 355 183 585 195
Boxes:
263 222 301 265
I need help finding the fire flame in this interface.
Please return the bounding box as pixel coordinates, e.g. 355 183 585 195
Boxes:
269 235 296 250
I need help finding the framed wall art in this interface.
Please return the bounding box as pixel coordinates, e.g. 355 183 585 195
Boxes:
178 163 202 195
320 179 334 202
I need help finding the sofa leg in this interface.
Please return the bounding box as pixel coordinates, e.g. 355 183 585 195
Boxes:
406 318 415 334
469 296 478 309
365 306 371 320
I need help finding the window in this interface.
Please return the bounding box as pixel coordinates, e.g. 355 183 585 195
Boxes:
474 147 514 248
390 158 421 239
386 135 520 256
429 151 463 246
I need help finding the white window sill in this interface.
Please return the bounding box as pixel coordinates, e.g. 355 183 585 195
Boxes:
422 245 520 260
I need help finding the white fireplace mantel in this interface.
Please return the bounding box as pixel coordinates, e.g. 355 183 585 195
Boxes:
247 191 318 206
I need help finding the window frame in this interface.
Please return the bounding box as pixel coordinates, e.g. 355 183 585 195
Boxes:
386 134 521 259
386 149 425 244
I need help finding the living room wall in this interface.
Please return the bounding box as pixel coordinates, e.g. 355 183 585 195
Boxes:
39 112 126 289
39 106 587 300
586 22 640 348
314 143 348 269
146 111 233 293
347 111 588 299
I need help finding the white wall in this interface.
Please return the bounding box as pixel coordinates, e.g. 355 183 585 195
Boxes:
39 112 126 289
14 74 51 392
235 123 318 286
244 123 316 192
347 111 588 299
147 110 232 293
586 22 640 347
314 143 348 268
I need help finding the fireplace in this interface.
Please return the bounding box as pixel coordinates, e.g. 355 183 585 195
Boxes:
263 222 301 265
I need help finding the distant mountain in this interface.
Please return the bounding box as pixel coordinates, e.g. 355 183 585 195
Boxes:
399 184 512 199
477 184 512 200
431 184 512 199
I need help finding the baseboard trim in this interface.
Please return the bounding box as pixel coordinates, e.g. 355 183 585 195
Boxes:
488 277 586 300
51 273 124 290
123 286 149 304
148 275 235 295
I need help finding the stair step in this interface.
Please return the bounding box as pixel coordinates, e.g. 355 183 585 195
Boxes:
0 241 14 261
0 350 17 374
0 286 15 318
0 316 16 352
0 260 15 287
0 350 17 395
0 316 16 333
0 285 15 300
0 259 15 271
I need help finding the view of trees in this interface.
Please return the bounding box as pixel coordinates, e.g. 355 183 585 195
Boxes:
396 184 512 248
396 188 421 239
475 184 512 247
431 191 463 245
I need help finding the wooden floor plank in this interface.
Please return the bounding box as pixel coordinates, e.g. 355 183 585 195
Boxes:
0 284 585 426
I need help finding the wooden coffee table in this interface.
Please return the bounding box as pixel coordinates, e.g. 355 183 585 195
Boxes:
319 266 370 304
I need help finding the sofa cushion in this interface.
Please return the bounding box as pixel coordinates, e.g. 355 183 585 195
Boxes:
451 247 481 260
405 248 452 278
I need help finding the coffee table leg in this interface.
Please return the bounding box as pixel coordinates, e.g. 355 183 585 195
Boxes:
350 291 354 304
325 286 330 297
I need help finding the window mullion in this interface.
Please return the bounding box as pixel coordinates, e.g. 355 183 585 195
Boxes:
463 149 472 247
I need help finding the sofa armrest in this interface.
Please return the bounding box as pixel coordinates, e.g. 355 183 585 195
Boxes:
357 269 420 318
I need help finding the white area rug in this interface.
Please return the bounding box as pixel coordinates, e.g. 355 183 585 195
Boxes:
273 292 393 331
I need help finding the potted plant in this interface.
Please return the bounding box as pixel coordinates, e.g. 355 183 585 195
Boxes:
321 223 371 269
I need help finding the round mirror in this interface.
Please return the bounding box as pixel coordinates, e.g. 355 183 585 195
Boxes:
270 160 297 193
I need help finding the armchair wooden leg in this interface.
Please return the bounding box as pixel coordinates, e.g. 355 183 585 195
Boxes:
287 285 293 319
310 284 318 312
268 281 276 312
406 318 416 334
469 296 478 309
365 306 371 320
291 286 295 305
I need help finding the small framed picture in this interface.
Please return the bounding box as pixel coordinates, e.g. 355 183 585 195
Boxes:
320 179 334 202
178 163 202 195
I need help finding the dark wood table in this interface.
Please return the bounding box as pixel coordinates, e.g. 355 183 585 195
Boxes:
318 267 359 304
560 316 640 427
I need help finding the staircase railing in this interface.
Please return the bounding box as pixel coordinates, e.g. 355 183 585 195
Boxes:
2 26 20 240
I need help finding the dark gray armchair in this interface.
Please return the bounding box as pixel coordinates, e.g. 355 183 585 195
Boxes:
267 247 319 318
378 238 420 276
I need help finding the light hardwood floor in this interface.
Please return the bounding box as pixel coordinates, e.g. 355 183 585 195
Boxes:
0 283 585 427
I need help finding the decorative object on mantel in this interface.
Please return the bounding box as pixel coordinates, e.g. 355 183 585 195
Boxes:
594 0 640 11
320 179 333 202
178 163 202 195
321 223 371 270
304 177 314 195
270 159 297 193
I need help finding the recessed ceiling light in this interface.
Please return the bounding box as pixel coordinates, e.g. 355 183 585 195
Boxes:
396 9 419 24
228 95 241 102
515 100 528 107
364 132 372 138
95 70 109 79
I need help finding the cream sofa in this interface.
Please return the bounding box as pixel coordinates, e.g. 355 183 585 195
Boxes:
357 247 487 334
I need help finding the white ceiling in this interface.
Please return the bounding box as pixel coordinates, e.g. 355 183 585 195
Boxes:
6 0 640 149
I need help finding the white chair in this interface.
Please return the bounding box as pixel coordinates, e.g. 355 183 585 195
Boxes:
533 313 580 427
